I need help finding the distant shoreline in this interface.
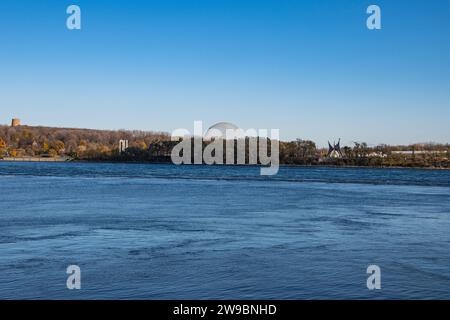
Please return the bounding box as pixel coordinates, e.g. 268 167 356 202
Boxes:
1 157 449 171
0 156 72 162
2 124 449 170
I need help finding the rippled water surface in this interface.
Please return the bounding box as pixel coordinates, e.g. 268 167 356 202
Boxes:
0 162 450 299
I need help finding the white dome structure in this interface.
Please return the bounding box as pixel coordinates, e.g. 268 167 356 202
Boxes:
204 122 240 140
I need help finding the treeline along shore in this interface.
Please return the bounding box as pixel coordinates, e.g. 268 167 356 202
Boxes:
0 124 449 169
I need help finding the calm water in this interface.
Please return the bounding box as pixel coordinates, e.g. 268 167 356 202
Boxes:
0 162 449 299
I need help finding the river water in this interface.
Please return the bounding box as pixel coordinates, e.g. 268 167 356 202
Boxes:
0 162 449 299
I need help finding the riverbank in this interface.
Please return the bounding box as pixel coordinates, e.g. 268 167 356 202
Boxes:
0 156 72 162
1 156 449 170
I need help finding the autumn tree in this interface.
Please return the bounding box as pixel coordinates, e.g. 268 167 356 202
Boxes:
0 137 6 156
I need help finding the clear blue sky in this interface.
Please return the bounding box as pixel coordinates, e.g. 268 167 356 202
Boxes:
0 0 449 147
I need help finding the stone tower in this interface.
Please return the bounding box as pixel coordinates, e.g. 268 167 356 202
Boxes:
11 118 21 127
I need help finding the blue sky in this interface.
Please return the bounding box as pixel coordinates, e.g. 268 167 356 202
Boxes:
0 0 449 147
